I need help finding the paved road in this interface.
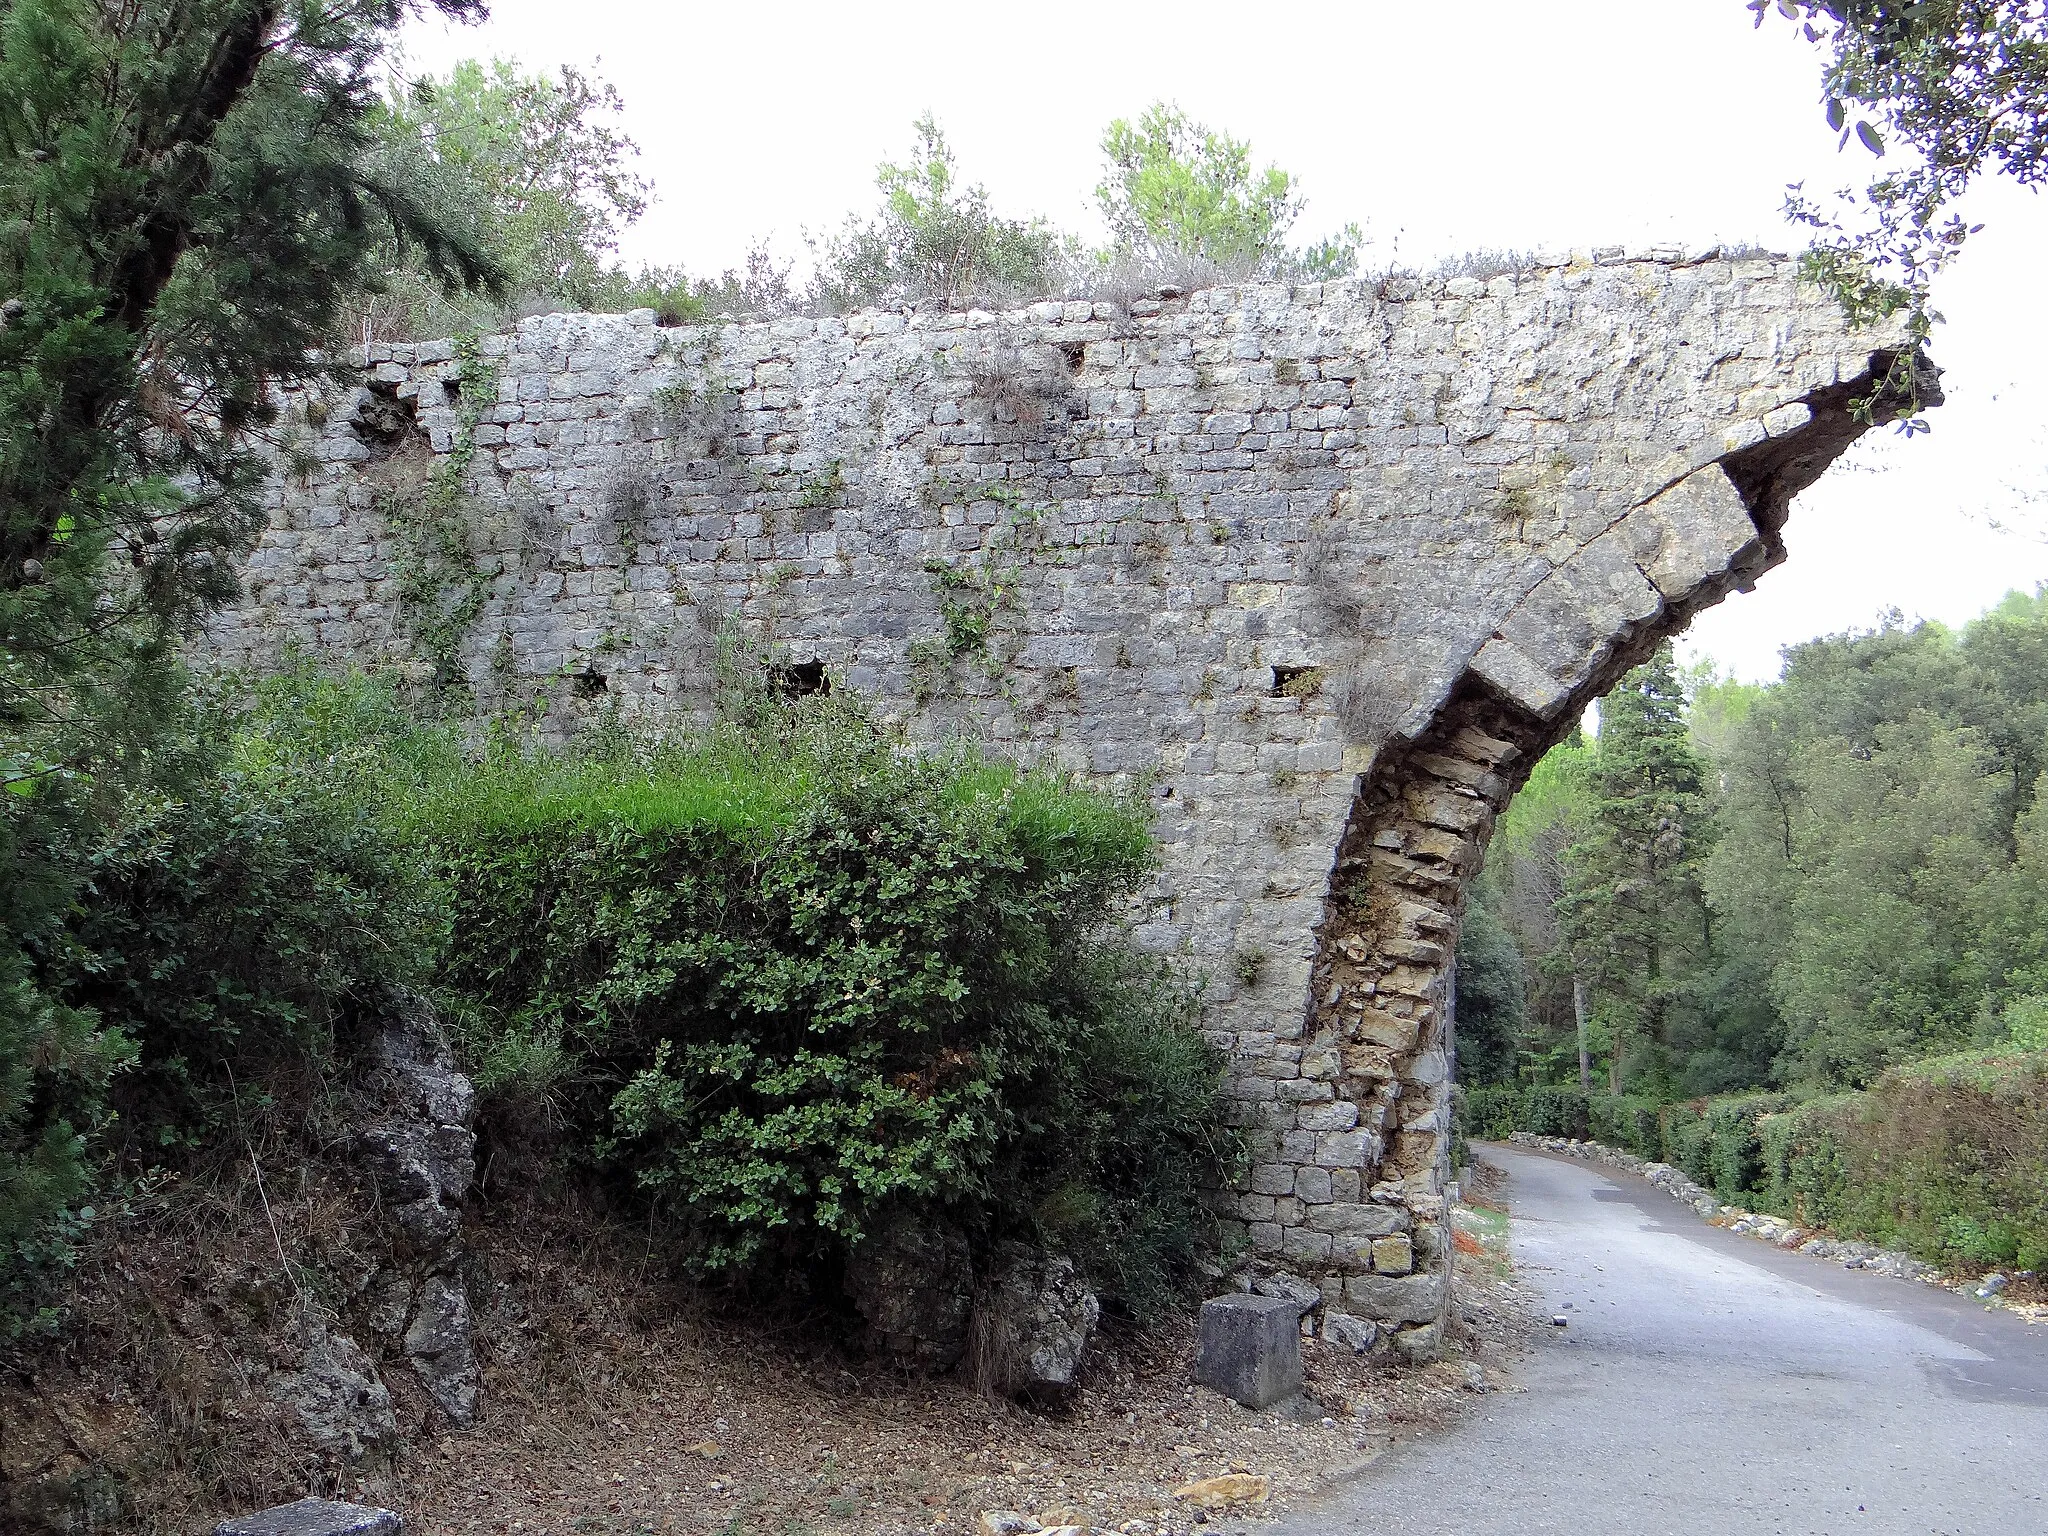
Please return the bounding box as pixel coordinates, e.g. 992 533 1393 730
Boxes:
1284 1144 2048 1536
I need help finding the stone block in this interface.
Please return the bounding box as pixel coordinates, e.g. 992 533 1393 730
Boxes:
1281 1226 1333 1262
1371 1234 1414 1275
1294 1166 1333 1204
1305 1201 1407 1241
216 1501 400 1536
1194 1294 1303 1409
1322 1311 1378 1353
1391 1321 1443 1363
1344 1270 1447 1326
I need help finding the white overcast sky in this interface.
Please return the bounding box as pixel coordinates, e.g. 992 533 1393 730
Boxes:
404 0 2048 684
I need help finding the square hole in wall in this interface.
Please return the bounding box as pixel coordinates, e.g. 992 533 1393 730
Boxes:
769 659 829 699
1271 664 1323 699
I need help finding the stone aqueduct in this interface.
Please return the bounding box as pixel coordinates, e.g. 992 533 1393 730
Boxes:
209 252 1932 1354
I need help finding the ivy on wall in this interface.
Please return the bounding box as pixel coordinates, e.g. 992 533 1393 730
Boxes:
384 336 503 698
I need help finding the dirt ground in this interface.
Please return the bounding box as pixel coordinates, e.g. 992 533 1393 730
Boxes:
389 1166 1534 1536
1 1158 1535 1536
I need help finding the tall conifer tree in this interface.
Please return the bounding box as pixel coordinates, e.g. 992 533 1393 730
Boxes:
1560 646 1715 1094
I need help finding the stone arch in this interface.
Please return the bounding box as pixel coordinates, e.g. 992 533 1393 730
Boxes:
211 264 1939 1356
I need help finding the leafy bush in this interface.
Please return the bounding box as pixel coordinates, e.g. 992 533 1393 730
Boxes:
1757 1097 1854 1226
410 700 1236 1299
1586 1094 1663 1159
60 680 439 1147
1521 1085 1592 1140
3 667 439 1332
1013 953 1241 1317
813 115 1068 313
1701 1094 1794 1201
2006 995 2048 1051
1833 1050 2048 1269
1662 1102 1714 1186
1094 102 1362 279
1459 1083 1526 1141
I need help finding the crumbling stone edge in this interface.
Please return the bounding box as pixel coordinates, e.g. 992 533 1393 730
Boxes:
1238 347 1944 1357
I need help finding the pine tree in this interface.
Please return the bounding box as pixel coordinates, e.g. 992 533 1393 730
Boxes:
1560 646 1715 1094
0 0 497 714
0 0 494 1326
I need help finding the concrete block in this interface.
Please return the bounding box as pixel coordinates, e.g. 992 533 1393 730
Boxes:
217 1501 401 1536
1194 1293 1303 1409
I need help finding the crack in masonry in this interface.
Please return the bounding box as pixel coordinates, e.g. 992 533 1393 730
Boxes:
1269 346 1942 1348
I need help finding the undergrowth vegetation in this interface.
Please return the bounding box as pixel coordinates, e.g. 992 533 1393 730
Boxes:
3 665 1237 1335
406 692 1235 1306
1464 1049 2048 1274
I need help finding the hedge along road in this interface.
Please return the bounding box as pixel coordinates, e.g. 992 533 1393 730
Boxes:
1280 1144 2048 1536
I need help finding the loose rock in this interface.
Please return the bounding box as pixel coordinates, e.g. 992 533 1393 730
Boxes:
1170 1474 1271 1510
969 1244 1101 1396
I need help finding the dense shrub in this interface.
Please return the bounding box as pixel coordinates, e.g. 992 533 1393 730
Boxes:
1461 1083 1534 1140
1469 1052 2048 1275
1586 1094 1663 1159
1519 1085 1591 1140
65 682 438 1148
2 670 437 1332
1757 1097 1854 1225
1696 1094 1794 1200
409 701 1236 1302
1462 1084 1665 1150
1831 1052 2048 1269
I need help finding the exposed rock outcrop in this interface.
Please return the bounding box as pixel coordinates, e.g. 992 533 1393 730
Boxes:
351 996 480 1425
843 1215 977 1370
966 1244 1100 1396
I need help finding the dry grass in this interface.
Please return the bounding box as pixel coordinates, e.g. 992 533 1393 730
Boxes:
5 1163 1536 1536
0 1142 388 1534
383 1187 1535 1536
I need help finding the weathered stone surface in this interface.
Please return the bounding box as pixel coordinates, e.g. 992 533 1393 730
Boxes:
970 1244 1100 1394
1248 1270 1322 1315
1194 1293 1302 1409
267 1309 398 1462
845 1215 975 1369
1343 1270 1447 1326
402 1272 478 1423
1370 1234 1415 1275
217 1500 401 1536
1390 1321 1444 1363
1321 1310 1378 1353
353 998 480 1425
209 262 1934 1361
1171 1473 1271 1510
355 999 475 1249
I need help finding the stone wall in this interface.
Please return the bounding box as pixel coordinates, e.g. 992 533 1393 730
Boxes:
207 252 1931 1355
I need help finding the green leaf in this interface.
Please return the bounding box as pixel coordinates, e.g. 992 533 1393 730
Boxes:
1856 121 1886 156
1826 98 1846 132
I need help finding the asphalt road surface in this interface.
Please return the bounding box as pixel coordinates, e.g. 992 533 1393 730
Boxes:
1283 1143 2048 1536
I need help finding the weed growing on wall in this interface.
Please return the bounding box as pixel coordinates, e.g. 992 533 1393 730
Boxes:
796 460 846 510
385 337 503 698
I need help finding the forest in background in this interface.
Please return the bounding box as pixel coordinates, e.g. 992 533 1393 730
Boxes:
1455 589 2048 1099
